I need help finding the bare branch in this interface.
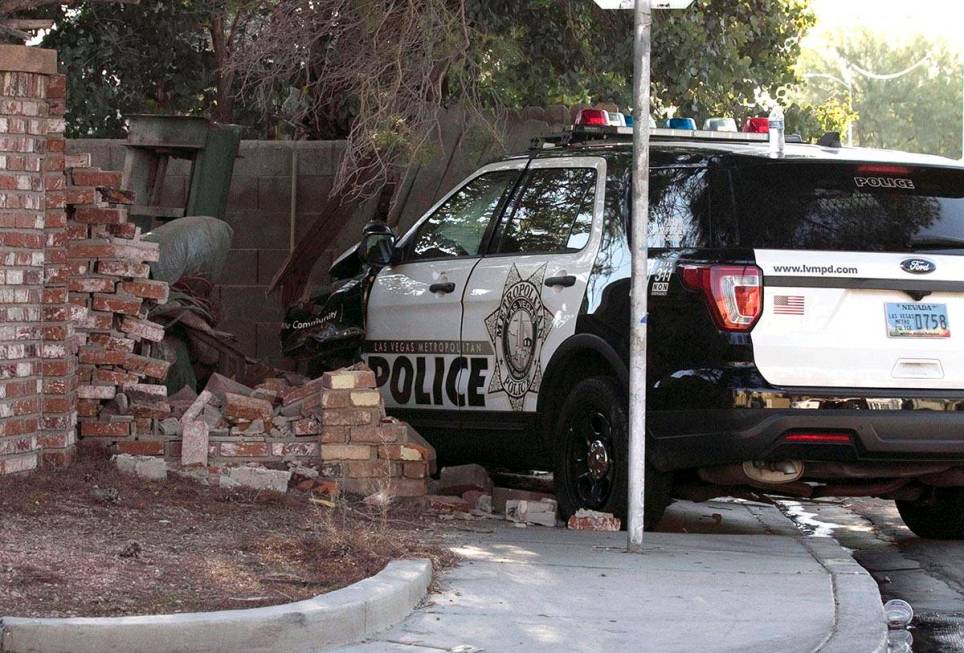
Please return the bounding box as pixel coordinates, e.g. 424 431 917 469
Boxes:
228 0 493 201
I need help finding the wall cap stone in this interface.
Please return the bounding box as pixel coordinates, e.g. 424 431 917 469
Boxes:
0 45 57 75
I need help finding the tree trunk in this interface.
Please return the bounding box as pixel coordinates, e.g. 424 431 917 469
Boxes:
209 11 235 124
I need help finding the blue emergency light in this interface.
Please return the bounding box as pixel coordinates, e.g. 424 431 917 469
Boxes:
660 118 697 130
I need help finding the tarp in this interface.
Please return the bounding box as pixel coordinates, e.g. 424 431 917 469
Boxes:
143 216 234 283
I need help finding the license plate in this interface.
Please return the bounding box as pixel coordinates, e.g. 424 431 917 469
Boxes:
885 303 951 338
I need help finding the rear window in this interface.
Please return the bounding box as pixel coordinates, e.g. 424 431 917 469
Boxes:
731 163 964 252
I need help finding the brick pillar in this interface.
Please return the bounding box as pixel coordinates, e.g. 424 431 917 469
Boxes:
0 46 74 475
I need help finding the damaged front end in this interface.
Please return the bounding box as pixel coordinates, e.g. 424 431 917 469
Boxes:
281 268 371 375
281 220 399 375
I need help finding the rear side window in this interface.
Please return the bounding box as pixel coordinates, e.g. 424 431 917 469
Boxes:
493 167 597 254
732 163 964 252
648 167 711 248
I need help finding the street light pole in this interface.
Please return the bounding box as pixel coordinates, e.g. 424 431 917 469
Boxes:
594 0 691 554
627 0 652 553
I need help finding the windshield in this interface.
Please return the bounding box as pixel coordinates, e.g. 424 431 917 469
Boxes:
731 163 964 252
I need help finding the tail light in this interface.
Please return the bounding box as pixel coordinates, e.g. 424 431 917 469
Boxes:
681 264 763 331
784 432 852 444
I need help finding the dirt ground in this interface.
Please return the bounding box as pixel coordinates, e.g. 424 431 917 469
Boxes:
0 452 455 618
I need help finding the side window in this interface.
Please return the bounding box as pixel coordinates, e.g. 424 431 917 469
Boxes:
647 167 710 248
493 167 597 255
408 170 520 261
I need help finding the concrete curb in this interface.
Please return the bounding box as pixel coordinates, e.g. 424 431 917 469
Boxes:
802 537 888 653
0 559 431 653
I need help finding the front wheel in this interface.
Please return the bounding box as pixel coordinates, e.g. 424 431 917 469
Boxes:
896 488 964 539
552 376 671 530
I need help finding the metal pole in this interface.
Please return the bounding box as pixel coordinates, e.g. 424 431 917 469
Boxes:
627 0 651 553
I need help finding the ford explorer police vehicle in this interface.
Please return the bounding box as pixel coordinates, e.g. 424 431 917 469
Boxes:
288 110 964 537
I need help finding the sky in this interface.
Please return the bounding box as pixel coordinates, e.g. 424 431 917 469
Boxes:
808 0 964 53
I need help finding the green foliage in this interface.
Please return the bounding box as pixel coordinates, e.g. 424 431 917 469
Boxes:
41 1 216 137
797 30 963 159
651 0 815 121
468 0 816 123
784 98 858 143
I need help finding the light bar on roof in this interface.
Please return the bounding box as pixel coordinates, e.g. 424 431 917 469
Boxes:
572 124 769 142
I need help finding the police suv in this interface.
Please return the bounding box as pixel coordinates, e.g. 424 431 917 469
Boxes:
317 111 964 537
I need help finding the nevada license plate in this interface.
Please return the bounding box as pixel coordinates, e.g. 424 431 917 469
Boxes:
885 303 951 338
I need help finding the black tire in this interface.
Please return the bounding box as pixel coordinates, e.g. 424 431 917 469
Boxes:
896 488 964 539
552 376 671 530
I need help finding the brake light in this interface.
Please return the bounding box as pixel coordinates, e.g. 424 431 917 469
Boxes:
742 117 769 134
575 108 610 127
784 432 852 444
681 265 763 331
856 164 911 175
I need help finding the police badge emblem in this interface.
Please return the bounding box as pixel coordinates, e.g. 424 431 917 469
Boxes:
484 264 552 411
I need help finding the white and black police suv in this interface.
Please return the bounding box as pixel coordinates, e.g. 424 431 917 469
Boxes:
285 110 964 536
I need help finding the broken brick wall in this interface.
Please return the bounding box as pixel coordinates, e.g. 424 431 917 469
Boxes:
65 159 172 455
0 46 73 475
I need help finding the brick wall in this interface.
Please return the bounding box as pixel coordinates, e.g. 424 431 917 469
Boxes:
0 46 74 475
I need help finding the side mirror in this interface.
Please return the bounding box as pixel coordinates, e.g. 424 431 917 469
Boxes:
358 222 398 268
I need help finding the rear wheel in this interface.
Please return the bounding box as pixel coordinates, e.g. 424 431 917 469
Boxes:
553 376 671 530
896 488 964 539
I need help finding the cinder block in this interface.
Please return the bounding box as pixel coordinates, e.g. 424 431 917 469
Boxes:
217 286 284 322
227 175 259 212
256 322 283 360
225 464 290 493
223 210 289 249
231 142 260 177
258 176 292 210
257 249 290 285
296 141 335 176
218 249 258 285
258 142 294 177
217 319 256 355
296 174 335 210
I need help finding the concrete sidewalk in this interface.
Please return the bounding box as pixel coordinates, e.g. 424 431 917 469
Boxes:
334 500 886 653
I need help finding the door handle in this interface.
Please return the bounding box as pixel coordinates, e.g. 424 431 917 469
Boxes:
429 282 456 294
544 275 576 288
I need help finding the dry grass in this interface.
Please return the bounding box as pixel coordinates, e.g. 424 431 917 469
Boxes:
0 451 454 618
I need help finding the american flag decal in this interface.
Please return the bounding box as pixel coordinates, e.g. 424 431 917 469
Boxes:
774 295 805 315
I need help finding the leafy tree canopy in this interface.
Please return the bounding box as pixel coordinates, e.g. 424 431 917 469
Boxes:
41 1 217 138
468 0 816 123
795 30 962 159
46 0 818 138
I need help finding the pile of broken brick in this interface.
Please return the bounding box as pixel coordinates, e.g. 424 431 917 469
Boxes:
423 463 623 532
67 160 175 446
111 364 436 498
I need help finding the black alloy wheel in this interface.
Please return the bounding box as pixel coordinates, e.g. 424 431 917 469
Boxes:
553 375 671 529
566 408 617 510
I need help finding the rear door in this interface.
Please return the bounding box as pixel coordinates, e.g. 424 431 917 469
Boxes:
460 157 606 414
736 162 964 389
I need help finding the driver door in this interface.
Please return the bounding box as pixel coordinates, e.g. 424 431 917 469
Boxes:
364 162 526 431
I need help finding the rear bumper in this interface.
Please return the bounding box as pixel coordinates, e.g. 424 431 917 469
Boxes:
648 379 964 470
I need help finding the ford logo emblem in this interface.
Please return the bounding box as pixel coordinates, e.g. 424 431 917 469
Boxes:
900 258 936 274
